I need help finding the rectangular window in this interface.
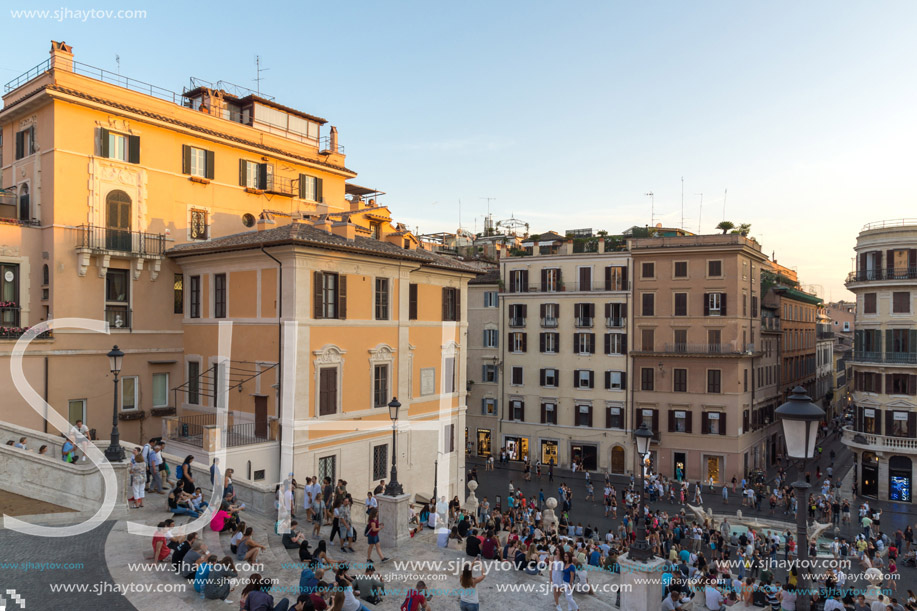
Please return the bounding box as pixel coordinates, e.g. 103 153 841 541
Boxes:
510 332 527 353
574 302 594 327
483 291 498 307
576 404 593 427
605 266 627 291
374 278 390 320
542 302 559 327
578 267 592 291
152 372 169 408
542 268 561 292
213 273 227 319
575 369 594 388
444 357 456 393
541 368 558 387
442 287 459 321
68 398 86 424
15 126 35 160
509 303 527 327
508 269 529 293
105 269 130 329
318 455 336 483
674 261 688 278
641 328 654 351
121 376 138 411
606 303 626 327
299 174 321 201
707 369 722 394
541 402 557 425
0 263 20 327
372 444 388 481
241 160 259 188
319 367 338 416
482 364 498 383
511 366 524 386
541 332 558 354
321 272 340 319
888 374 910 395
641 262 655 278
188 361 200 405
446 424 455 453
409 283 418 320
674 292 687 316
173 274 183 314
606 406 623 428
574 332 595 354
893 292 910 314
708 292 723 315
673 368 687 392
672 410 687 433
605 333 626 355
182 146 214 179
190 209 208 240
189 275 201 319
509 400 525 421
891 412 910 437
642 293 655 316
708 260 723 277
373 364 389 407
641 367 654 391
706 412 723 435
483 329 498 348
482 398 497 415
605 370 625 391
108 132 128 161
674 329 687 351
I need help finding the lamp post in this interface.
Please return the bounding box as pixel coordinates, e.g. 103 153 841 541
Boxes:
628 421 654 562
384 397 404 496
104 345 126 462
776 386 825 611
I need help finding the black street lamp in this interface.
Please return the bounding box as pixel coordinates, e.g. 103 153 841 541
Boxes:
384 397 404 496
104 345 126 462
776 386 825 611
628 421 655 562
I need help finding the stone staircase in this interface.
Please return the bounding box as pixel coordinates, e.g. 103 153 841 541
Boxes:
104 506 623 610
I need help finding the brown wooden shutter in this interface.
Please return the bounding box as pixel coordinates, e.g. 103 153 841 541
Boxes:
99 128 110 157
521 333 527 352
539 369 546 386
588 371 594 388
887 250 895 272
587 406 593 428
720 412 727 436
605 266 612 290
622 335 627 355
604 333 611 355
589 333 596 353
668 410 676 432
521 304 527 319
313 272 323 319
538 333 545 352
885 410 894 436
909 375 916 396
182 145 191 174
910 249 917 271
703 293 710 316
685 411 693 433
128 135 140 164
604 370 611 390
507 333 513 350
587 303 595 318
521 270 529 292
540 303 547 319
541 269 548 288
316 178 324 203
409 284 418 320
205 150 215 179
720 293 727 316
338 274 347 319
442 287 448 321
652 410 659 438
29 125 35 154
540 403 546 424
622 266 628 290
239 159 247 186
606 407 612 428
702 412 710 434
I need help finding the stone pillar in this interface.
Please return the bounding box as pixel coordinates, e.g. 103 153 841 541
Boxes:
542 497 558 532
877 454 889 500
377 493 412 549
618 553 666 610
464 480 479 516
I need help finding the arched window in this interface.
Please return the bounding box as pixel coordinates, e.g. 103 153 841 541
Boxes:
611 446 625 474
18 184 29 221
105 190 132 251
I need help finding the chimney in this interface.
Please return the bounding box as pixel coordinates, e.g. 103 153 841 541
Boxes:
329 126 339 153
331 220 355 241
313 216 333 234
49 41 74 72
256 212 275 232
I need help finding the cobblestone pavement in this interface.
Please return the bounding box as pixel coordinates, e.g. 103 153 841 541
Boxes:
0 519 135 610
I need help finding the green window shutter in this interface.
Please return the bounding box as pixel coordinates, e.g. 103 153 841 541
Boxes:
205 150 215 179
338 274 347 319
127 135 140 164
298 174 306 199
181 145 191 174
239 159 247 186
316 178 323 203
99 128 110 158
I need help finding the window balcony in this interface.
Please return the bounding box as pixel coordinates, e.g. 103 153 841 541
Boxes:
509 317 526 328
575 317 593 328
652 342 754 355
843 426 917 453
105 305 131 330
846 267 917 284
541 317 558 328
76 225 165 257
606 317 626 328
851 351 917 365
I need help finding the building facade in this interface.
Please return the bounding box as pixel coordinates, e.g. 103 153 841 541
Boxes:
0 41 471 496
629 234 773 483
498 239 633 473
843 220 917 502
466 269 500 459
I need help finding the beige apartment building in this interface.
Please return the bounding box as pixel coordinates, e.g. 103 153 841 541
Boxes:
629 234 774 483
844 220 917 502
498 238 632 473
466 269 500 458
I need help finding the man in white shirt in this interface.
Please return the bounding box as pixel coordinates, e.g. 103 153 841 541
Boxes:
823 594 845 611
149 444 164 493
70 419 90 461
704 583 724 610
661 591 683 611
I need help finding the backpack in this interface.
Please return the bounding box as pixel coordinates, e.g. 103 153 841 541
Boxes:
401 591 420 611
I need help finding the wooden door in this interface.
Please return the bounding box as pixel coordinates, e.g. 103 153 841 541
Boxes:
254 395 268 439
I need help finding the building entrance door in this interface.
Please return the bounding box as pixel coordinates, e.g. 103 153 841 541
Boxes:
862 452 879 497
674 452 686 481
571 444 597 471
541 440 558 465
476 429 492 456
611 446 625 474
705 455 723 484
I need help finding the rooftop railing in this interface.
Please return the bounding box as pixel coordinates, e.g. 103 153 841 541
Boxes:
861 219 917 231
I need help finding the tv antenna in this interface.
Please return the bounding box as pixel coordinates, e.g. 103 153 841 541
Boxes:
254 55 269 95
480 196 496 215
680 177 684 230
645 191 655 226
695 193 704 233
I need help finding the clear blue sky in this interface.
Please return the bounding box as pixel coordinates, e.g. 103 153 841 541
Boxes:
5 0 917 300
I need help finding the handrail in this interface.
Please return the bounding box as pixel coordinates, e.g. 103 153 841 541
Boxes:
861 219 917 231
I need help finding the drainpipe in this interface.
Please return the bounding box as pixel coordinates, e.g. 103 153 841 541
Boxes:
261 246 283 478
627 256 634 474
44 356 49 434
